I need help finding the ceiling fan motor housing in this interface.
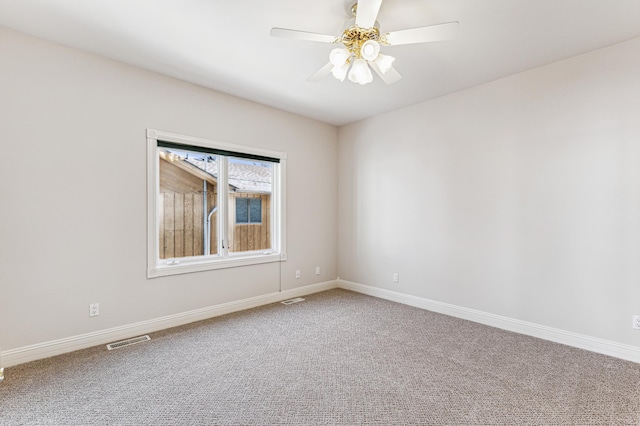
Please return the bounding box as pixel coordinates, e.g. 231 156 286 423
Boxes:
341 26 383 59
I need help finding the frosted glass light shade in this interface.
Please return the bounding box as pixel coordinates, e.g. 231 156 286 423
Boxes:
331 61 350 82
360 40 380 61
329 48 350 67
348 59 373 85
373 54 395 74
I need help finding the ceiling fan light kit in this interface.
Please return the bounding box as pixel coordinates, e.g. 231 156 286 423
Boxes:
333 24 394 85
271 0 459 86
329 28 392 85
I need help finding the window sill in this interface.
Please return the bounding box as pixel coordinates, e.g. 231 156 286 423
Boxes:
148 252 287 278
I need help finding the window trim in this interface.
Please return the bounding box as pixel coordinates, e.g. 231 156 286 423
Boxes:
147 129 287 278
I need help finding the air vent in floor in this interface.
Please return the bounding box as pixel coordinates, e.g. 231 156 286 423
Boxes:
281 297 305 305
106 335 151 350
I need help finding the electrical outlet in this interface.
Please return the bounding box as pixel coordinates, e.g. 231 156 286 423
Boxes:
316 266 321 275
89 303 99 317
633 315 640 329
295 270 301 279
393 273 399 283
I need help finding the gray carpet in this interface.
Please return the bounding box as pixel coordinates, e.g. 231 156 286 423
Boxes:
2 289 640 425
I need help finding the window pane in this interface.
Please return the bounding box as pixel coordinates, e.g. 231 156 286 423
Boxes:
158 148 218 259
249 198 262 224
228 158 272 253
236 198 249 224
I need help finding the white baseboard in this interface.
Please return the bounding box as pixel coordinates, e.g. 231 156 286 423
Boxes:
2 280 338 368
338 279 640 364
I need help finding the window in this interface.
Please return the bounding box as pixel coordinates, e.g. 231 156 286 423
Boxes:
147 129 287 278
236 198 262 224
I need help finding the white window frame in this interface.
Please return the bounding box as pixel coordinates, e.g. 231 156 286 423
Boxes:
147 129 287 278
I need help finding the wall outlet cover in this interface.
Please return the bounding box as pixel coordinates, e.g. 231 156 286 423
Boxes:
89 303 100 317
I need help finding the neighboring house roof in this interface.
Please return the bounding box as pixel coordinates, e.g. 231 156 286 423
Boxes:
181 153 272 194
227 162 273 194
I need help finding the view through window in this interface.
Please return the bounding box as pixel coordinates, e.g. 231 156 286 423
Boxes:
147 130 286 277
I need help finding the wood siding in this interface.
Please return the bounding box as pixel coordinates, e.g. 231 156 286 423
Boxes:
228 193 271 253
159 159 217 259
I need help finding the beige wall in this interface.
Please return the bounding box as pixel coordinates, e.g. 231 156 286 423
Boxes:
3 22 640 362
338 37 640 346
0 27 338 352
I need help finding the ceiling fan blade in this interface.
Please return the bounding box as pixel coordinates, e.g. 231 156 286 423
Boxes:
270 27 338 44
369 62 402 85
307 62 334 83
355 0 383 29
384 21 460 46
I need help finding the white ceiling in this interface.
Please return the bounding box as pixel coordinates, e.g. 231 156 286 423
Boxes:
1 0 640 126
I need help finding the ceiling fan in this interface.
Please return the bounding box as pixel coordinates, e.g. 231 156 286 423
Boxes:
270 0 459 85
